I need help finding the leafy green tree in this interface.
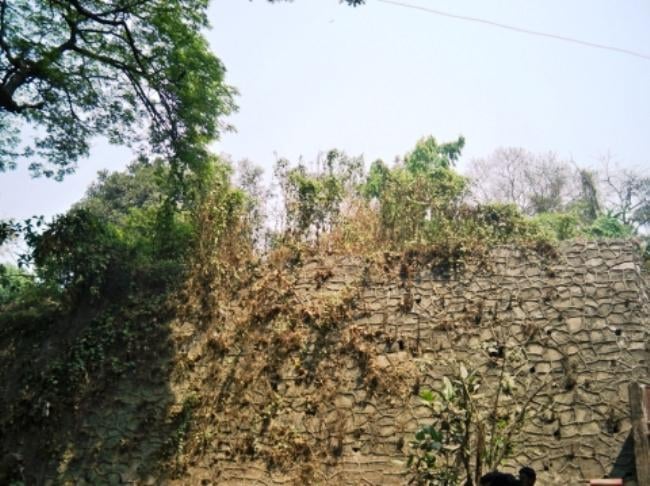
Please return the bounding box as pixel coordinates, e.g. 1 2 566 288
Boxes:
0 0 235 179
275 149 363 243
404 136 465 173
363 136 468 245
585 213 634 238
530 212 581 241
23 208 124 301
0 264 34 306
363 159 390 200
76 161 166 225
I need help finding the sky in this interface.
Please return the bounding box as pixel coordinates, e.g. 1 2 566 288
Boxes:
1 0 649 224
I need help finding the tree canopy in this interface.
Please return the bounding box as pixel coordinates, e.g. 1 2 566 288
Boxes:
0 0 235 179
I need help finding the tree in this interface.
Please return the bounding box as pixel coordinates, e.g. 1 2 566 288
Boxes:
274 149 363 243
600 157 650 233
362 136 468 245
468 148 575 215
75 160 167 225
0 0 235 179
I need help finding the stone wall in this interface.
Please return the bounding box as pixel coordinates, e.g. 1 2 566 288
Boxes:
5 240 647 485
192 239 648 484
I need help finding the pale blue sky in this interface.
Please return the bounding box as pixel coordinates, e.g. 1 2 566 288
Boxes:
1 0 649 222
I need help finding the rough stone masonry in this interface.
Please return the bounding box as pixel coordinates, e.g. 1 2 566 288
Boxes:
32 240 648 485
200 239 648 485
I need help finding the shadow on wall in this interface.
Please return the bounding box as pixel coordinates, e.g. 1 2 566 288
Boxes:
0 290 183 484
609 432 637 484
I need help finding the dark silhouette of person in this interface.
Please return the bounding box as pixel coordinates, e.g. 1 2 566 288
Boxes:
519 467 536 486
479 471 520 486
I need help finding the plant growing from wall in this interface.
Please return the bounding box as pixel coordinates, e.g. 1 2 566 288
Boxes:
407 349 549 486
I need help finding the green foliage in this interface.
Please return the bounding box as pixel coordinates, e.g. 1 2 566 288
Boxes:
362 159 390 200
164 393 200 462
9 158 202 308
0 0 235 179
0 219 18 246
0 264 35 306
77 161 166 225
585 213 634 238
409 203 545 256
22 209 125 301
275 150 363 242
408 372 471 485
362 136 469 245
404 136 465 173
531 212 582 241
408 357 546 486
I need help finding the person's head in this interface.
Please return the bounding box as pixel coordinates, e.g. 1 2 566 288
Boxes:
519 467 536 486
479 471 521 486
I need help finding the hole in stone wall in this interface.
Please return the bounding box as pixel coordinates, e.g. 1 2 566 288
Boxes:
398 338 405 351
305 402 318 416
399 262 409 281
605 410 620 434
384 336 394 351
614 328 622 336
563 376 576 391
488 344 505 359
529 366 536 374
396 436 404 451
331 439 343 457
546 329 552 336
553 429 561 440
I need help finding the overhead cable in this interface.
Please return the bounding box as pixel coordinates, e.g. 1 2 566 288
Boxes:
377 0 650 62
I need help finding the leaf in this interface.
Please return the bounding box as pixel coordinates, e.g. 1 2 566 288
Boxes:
419 389 435 403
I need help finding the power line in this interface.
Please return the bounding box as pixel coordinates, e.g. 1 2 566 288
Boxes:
377 0 650 62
